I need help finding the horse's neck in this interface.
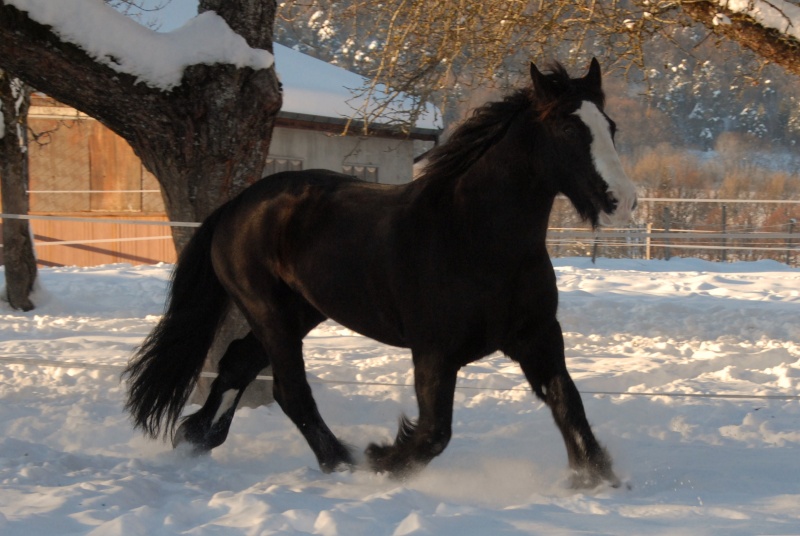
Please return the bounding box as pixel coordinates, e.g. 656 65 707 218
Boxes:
410 156 554 244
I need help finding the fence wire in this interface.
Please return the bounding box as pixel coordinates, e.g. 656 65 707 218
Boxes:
2 205 799 402
1 355 798 402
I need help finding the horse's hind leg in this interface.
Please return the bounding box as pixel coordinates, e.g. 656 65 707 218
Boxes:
507 321 620 489
366 353 459 478
266 327 355 473
173 332 267 453
230 284 354 473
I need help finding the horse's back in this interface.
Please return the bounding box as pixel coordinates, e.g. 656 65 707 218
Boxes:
246 168 371 197
211 169 412 346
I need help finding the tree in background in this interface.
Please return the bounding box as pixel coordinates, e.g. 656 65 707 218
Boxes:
0 0 281 251
0 71 36 311
681 0 800 75
3 1 797 240
277 0 800 139
1 0 797 262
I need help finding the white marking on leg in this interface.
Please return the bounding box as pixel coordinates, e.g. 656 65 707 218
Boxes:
573 430 585 454
212 389 240 425
573 101 638 226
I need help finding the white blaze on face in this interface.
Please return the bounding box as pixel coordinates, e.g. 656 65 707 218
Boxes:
573 101 638 226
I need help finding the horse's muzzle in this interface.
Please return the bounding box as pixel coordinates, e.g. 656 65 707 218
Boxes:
599 192 637 227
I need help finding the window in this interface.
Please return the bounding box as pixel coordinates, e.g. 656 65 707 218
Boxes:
264 156 303 176
343 164 379 182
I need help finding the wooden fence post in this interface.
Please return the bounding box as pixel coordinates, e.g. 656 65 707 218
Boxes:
721 204 727 263
663 207 672 261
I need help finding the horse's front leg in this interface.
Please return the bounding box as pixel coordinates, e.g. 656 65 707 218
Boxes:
366 353 459 478
506 321 620 489
173 332 268 453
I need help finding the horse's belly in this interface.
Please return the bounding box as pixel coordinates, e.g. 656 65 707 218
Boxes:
295 273 408 348
316 302 408 349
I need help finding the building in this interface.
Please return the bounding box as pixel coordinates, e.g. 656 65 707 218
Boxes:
2 44 439 267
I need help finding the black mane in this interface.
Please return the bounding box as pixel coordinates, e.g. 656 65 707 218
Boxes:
417 62 603 185
416 89 533 185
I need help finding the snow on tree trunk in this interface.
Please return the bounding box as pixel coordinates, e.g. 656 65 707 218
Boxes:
0 72 36 311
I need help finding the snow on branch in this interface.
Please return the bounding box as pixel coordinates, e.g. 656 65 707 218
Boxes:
715 0 800 40
5 0 275 91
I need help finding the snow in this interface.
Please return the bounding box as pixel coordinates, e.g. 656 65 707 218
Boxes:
2 257 800 534
4 0 274 90
713 12 732 27
716 0 800 40
0 78 28 146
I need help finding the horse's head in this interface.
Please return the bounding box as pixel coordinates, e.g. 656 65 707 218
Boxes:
529 59 638 228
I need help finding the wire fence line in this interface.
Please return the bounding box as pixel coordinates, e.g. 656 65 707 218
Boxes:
548 228 800 252
0 213 201 227
2 196 799 264
1 355 798 402
556 226 798 264
2 203 799 402
27 190 163 194
32 236 174 248
638 198 800 204
18 194 800 204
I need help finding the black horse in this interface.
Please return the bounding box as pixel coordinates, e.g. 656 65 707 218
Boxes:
125 59 637 488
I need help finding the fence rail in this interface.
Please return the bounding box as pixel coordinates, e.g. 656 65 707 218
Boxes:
0 213 181 266
547 226 798 264
2 205 799 266
548 196 800 264
0 213 200 227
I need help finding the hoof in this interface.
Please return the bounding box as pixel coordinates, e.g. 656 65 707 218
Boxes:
364 443 422 480
172 420 215 455
320 460 355 474
568 467 622 490
317 442 356 474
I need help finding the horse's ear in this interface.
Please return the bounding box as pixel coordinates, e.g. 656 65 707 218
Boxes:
530 62 553 101
585 57 602 90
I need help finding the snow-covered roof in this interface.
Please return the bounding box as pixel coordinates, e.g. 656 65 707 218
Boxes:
274 44 440 132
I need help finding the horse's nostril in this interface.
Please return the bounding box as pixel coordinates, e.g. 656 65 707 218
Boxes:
631 198 638 211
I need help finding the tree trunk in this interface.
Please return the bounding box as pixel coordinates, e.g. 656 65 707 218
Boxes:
0 0 282 251
0 0 281 405
0 72 36 311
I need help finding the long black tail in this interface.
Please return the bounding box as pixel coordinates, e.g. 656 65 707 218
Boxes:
124 205 231 440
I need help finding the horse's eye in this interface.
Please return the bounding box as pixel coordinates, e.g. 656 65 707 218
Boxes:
562 125 578 137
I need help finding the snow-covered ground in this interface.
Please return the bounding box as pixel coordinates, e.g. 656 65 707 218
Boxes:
1 257 799 535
